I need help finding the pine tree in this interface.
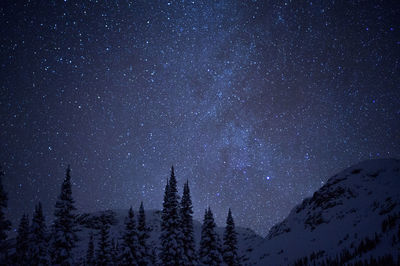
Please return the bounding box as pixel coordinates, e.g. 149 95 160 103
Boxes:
0 168 11 263
86 232 95 266
16 214 30 265
30 202 49 265
137 201 150 265
96 214 111 266
160 166 184 265
160 171 171 265
199 208 222 266
51 165 79 265
180 180 196 265
119 207 139 265
222 208 239 266
110 238 119 265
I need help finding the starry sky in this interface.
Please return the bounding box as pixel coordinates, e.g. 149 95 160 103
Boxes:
1 0 399 237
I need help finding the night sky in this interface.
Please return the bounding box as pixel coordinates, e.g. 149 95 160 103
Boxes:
1 0 399 237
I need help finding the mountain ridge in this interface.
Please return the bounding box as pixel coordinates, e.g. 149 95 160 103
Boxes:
250 158 400 265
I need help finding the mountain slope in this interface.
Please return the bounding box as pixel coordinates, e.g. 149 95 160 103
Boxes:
249 159 400 265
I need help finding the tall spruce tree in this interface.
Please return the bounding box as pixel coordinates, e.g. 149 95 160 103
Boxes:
199 208 222 266
119 207 139 265
96 214 111 266
222 208 239 266
161 178 170 235
160 166 184 265
86 232 95 266
137 201 150 265
30 202 49 265
51 165 78 265
16 214 30 265
0 169 11 263
180 180 196 265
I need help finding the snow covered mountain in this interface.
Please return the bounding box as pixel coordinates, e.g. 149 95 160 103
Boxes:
249 158 400 265
74 209 264 264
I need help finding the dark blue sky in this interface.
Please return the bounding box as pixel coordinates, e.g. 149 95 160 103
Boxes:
1 0 399 236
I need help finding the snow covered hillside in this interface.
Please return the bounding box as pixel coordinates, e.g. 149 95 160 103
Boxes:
249 158 400 265
74 209 264 264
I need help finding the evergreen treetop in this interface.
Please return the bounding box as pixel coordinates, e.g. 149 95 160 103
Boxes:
223 208 239 266
96 214 111 266
138 201 150 265
199 207 222 266
51 165 78 266
16 213 30 265
30 202 49 265
0 168 11 242
180 180 196 265
160 166 184 265
119 207 139 266
86 232 95 266
161 178 170 232
0 168 11 263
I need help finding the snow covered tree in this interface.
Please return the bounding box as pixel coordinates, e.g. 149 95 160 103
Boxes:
110 238 120 265
16 214 30 265
30 202 49 265
161 178 170 233
222 208 239 266
86 232 95 266
119 207 139 265
160 171 171 265
51 165 79 265
0 168 11 262
137 201 150 265
199 208 222 266
180 180 196 265
96 214 111 266
160 166 184 265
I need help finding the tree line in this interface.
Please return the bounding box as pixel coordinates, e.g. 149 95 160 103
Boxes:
0 166 240 265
